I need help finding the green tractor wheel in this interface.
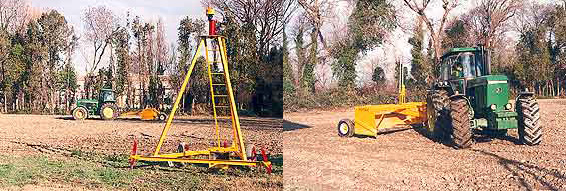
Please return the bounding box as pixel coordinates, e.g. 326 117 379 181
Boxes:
100 103 119 120
72 107 88 120
517 95 542 145
449 98 473 149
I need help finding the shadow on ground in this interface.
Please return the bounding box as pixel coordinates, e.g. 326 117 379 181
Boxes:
413 125 524 148
283 120 311 131
473 149 566 190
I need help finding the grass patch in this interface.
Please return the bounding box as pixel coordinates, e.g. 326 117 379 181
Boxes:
0 152 283 190
0 155 140 189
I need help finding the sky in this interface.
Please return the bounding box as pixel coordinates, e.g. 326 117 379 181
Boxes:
30 0 209 76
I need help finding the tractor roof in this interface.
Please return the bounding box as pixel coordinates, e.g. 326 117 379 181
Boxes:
441 47 480 58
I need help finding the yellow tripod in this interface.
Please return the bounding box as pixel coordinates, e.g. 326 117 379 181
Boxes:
129 35 271 173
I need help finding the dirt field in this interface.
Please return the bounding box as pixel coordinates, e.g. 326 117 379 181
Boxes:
0 114 282 190
283 99 566 190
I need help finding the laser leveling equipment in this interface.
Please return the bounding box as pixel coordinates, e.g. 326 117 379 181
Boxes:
338 45 542 149
337 61 427 138
129 7 272 173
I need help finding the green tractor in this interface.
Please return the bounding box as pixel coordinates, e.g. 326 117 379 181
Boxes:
71 89 120 120
426 46 542 148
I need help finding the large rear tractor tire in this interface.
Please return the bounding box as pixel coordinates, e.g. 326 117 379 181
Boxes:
517 96 542 146
100 103 119 120
72 107 88 120
426 89 450 140
449 98 473 149
337 119 355 137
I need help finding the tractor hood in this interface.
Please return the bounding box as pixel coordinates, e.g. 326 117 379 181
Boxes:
467 75 510 113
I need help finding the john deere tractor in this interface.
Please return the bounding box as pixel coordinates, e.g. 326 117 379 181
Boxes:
427 46 542 148
71 89 119 120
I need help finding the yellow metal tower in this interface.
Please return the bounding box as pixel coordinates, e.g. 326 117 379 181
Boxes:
128 10 271 172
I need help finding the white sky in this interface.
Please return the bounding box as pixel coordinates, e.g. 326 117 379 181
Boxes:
30 0 208 76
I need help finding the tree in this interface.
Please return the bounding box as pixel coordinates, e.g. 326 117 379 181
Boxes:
282 28 295 94
131 16 155 108
297 0 331 49
442 19 473 50
409 18 432 88
23 20 49 112
0 0 30 34
175 17 205 113
113 26 131 106
466 0 523 48
209 0 295 56
403 0 460 64
82 5 117 99
514 2 554 95
331 0 396 88
372 66 385 85
38 10 73 113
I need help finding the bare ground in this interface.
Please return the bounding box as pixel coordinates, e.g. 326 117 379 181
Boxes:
0 114 282 190
283 99 566 191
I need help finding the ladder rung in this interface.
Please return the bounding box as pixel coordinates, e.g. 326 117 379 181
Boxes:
208 61 222 63
208 49 221 51
212 84 226 86
215 116 231 119
215 105 230 108
211 73 224 75
214 95 228 97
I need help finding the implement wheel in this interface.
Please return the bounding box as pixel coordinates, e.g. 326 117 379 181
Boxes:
517 96 542 146
158 113 167 121
337 119 355 137
449 98 473 149
72 107 88 120
100 103 119 120
426 89 450 140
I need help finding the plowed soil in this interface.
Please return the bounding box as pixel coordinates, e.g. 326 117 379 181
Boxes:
0 114 282 190
283 99 566 190
0 115 282 156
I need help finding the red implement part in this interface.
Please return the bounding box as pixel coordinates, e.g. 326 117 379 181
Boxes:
251 146 257 161
209 20 216 35
129 139 138 169
223 140 228 148
261 148 271 174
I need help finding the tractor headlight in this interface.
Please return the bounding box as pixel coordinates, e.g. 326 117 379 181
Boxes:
490 104 497 110
505 103 512 110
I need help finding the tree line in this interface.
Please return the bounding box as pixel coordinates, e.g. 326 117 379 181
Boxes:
0 0 290 117
284 0 566 111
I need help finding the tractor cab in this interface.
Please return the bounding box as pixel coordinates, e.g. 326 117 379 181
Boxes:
99 89 116 103
440 47 490 81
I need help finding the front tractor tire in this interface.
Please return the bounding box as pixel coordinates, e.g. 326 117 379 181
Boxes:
72 107 88 120
449 98 473 149
337 119 355 137
100 103 119 120
517 95 542 146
